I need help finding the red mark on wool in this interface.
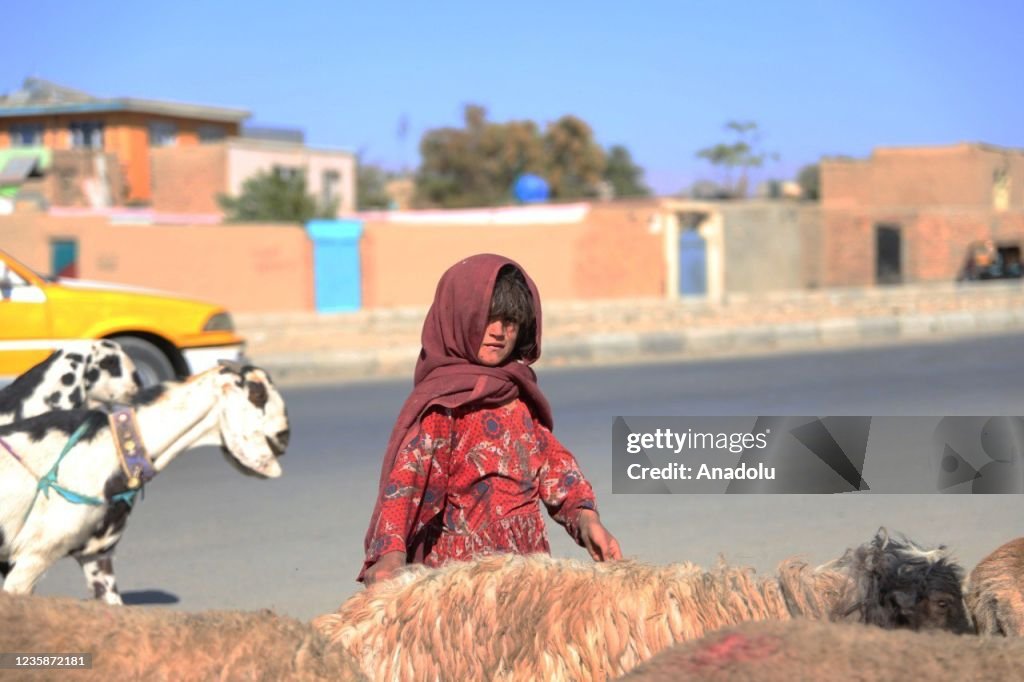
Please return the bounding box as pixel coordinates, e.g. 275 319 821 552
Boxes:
688 633 780 668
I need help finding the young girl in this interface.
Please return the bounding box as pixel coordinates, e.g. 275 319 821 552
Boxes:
360 253 621 585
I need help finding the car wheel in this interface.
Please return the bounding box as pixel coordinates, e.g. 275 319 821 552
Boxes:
110 336 177 388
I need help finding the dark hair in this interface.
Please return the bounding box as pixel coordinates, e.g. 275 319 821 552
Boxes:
489 265 536 360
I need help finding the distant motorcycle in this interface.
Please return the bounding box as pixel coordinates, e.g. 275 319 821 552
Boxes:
956 239 1023 281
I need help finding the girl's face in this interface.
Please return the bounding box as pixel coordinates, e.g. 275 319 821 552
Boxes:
477 317 520 366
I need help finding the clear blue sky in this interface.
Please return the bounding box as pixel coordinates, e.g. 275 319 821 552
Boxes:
4 1 1021 195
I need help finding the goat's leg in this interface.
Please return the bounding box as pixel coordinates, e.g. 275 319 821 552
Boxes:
75 551 123 605
1 552 55 595
75 550 123 605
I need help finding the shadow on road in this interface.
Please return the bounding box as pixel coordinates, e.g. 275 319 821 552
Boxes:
121 589 180 606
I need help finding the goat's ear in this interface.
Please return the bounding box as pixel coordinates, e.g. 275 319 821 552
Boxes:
247 380 269 409
218 359 245 374
213 368 239 392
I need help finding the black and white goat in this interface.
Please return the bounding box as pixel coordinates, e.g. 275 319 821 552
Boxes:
0 340 141 425
0 364 289 604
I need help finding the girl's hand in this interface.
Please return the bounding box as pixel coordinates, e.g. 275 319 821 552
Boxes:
576 509 622 561
364 551 406 587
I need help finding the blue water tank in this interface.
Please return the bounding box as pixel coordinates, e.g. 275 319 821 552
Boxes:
513 174 550 203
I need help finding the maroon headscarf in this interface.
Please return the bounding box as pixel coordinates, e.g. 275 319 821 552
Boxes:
361 254 553 570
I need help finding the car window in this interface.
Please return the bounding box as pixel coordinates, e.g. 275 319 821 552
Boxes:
1 261 45 302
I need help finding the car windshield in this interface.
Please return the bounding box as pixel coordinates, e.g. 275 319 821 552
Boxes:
0 250 51 283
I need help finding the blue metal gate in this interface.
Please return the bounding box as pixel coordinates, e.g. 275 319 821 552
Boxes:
306 220 363 312
678 229 707 296
50 238 79 278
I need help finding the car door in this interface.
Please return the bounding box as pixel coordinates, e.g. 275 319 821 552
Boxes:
0 251 53 378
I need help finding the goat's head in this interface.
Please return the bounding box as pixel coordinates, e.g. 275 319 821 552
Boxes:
846 529 971 634
214 363 289 479
84 340 142 406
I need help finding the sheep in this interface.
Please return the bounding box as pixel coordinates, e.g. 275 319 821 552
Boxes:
0 591 366 681
828 528 971 633
313 530 969 681
0 363 289 605
315 554 841 682
617 619 1024 682
0 340 141 425
966 536 1024 636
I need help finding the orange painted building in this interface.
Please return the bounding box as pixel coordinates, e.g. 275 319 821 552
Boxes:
0 78 247 203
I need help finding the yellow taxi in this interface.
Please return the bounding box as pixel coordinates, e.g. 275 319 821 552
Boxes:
0 249 245 386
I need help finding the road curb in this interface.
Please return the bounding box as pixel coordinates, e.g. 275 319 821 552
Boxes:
254 307 1024 385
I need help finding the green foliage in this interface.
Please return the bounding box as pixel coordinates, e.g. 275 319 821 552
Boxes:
416 105 546 208
218 169 334 223
603 144 651 198
696 120 778 198
357 158 393 210
543 115 606 200
415 105 627 208
796 163 820 200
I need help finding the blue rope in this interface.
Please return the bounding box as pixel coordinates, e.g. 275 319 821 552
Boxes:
110 488 143 507
22 417 104 526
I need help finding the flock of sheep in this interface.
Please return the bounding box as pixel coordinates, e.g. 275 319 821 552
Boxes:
1 345 1022 681
2 533 1023 681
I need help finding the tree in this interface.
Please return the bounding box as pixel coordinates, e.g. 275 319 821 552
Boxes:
416 105 547 208
542 115 606 200
218 169 334 223
796 163 820 200
414 105 614 208
696 121 778 198
357 157 393 210
603 144 651 198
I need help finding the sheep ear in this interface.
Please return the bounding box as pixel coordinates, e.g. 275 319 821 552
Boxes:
875 527 890 548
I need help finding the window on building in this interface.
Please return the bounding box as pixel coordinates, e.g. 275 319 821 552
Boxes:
273 165 301 181
69 121 104 149
198 124 226 143
9 123 43 147
321 169 341 210
875 224 903 285
148 121 177 147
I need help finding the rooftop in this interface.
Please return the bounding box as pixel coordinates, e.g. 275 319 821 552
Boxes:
0 77 250 123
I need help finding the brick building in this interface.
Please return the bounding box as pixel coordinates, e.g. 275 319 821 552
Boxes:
0 78 355 216
820 143 1024 286
150 137 356 215
0 78 247 205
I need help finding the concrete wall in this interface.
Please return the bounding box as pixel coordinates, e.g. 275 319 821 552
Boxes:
359 202 665 308
0 209 313 313
2 198 825 313
719 203 813 293
655 199 822 300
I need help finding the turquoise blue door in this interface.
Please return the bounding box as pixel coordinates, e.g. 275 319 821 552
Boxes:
678 229 706 296
50 238 79 278
306 220 363 312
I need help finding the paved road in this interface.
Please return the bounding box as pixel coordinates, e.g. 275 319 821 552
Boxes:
33 332 1024 621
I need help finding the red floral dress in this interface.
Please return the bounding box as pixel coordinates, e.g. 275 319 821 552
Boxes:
365 398 596 570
